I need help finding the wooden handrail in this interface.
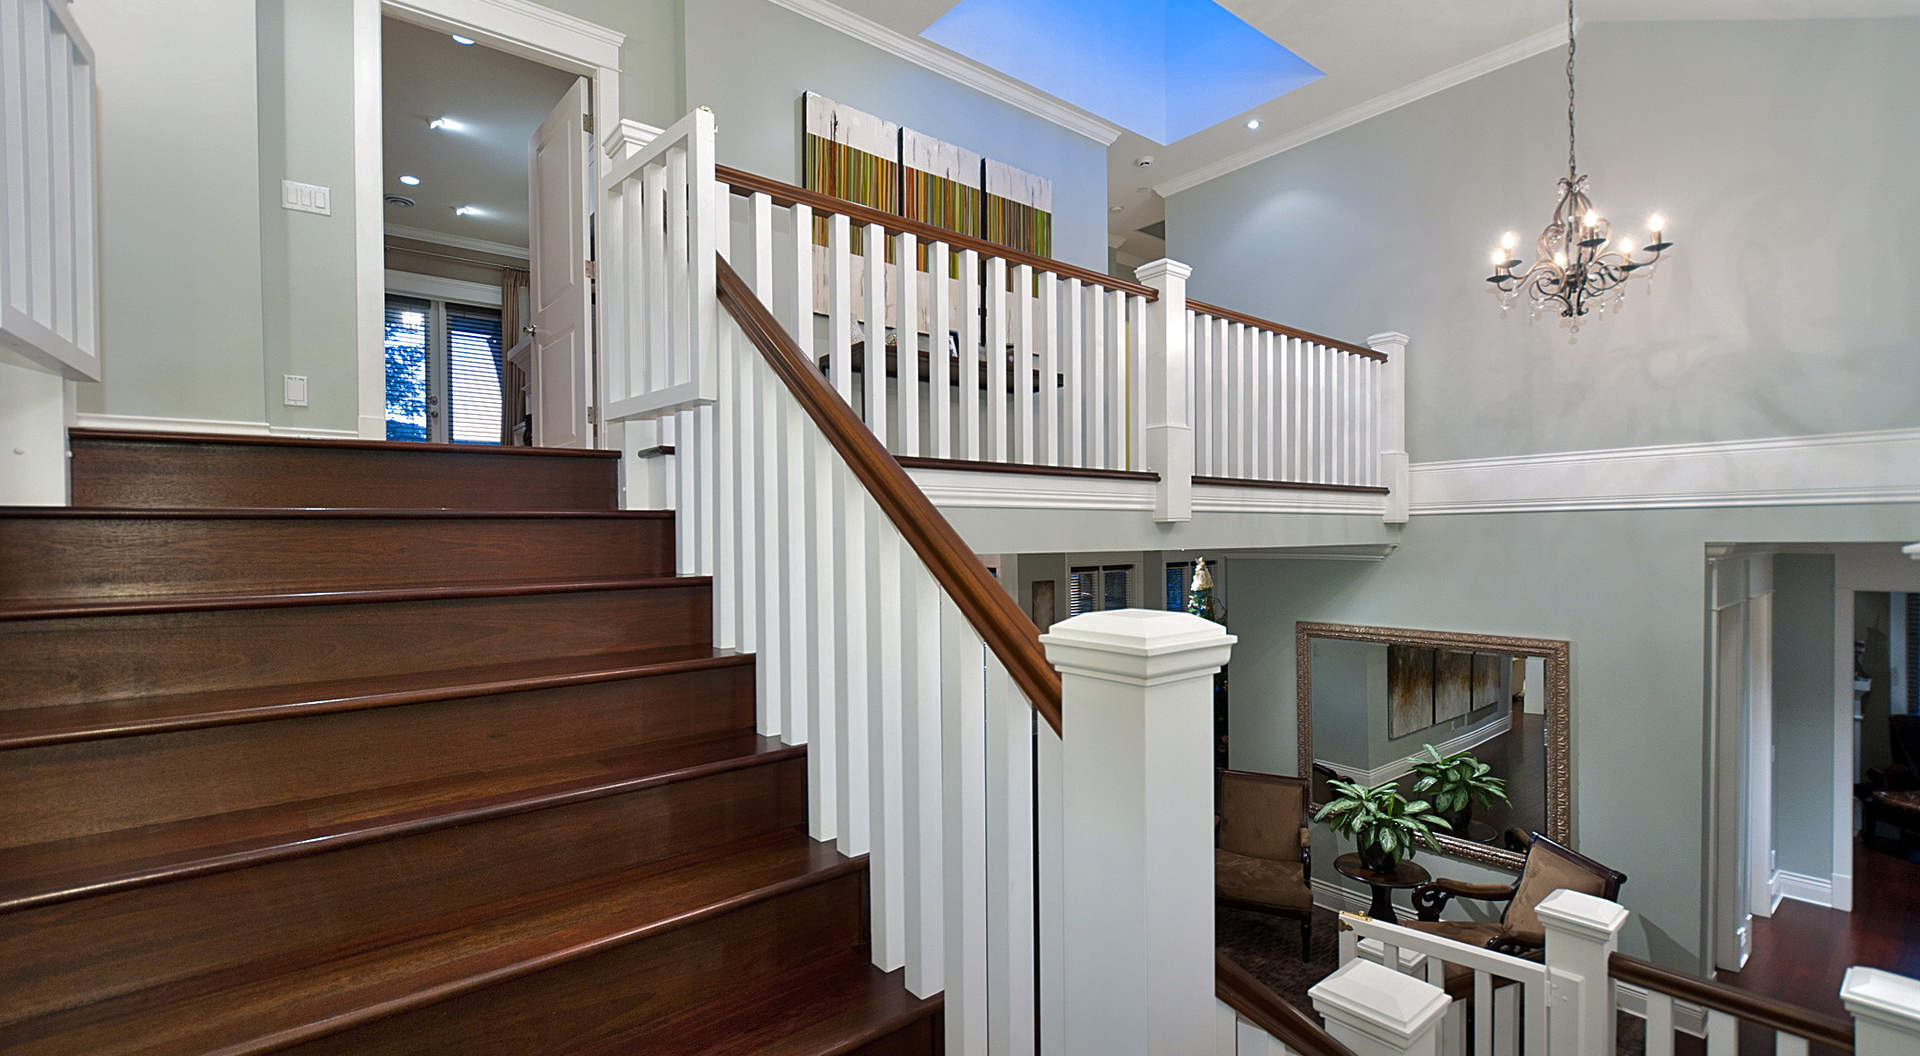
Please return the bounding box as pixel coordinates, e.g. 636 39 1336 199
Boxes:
1216 951 1357 1056
1608 953 1854 1052
714 254 1064 734
1184 299 1385 361
715 164 1155 302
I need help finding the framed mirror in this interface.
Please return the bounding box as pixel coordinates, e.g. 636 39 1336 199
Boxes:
1295 621 1570 871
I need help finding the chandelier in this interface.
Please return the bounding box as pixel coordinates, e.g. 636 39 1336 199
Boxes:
1487 0 1673 323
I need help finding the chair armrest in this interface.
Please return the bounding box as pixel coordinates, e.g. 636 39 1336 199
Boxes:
1411 878 1520 922
1489 926 1545 955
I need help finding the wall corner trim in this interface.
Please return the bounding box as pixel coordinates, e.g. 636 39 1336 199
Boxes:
758 0 1124 146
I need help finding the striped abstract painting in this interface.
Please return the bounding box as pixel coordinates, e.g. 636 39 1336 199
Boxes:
802 92 899 256
900 127 983 272
985 158 1052 259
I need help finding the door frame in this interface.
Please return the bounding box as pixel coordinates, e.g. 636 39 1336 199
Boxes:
351 0 626 441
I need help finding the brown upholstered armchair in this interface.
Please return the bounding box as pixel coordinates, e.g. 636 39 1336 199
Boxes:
1215 770 1314 962
1402 833 1625 993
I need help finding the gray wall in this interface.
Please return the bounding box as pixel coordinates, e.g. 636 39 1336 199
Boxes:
73 0 267 425
1166 19 1920 462
1771 553 1836 878
682 0 1110 272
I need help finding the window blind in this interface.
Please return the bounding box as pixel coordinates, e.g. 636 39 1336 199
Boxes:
446 304 504 445
384 295 429 442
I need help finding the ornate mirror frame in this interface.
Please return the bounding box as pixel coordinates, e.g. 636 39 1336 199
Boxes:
1295 621 1571 872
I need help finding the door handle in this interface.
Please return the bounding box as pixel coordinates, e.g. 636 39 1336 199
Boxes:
523 324 537 335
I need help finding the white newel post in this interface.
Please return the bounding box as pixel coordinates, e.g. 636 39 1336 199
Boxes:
0 358 74 505
1538 889 1631 1056
1842 966 1920 1056
1040 610 1233 1055
1368 331 1408 524
1135 260 1194 522
1310 959 1450 1056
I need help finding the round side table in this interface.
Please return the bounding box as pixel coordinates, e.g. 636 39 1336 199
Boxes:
1333 853 1431 925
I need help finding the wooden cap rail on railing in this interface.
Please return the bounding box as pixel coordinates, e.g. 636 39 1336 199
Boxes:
1608 953 1855 1052
715 164 1155 302
714 254 1064 734
1216 951 1358 1056
1184 299 1385 361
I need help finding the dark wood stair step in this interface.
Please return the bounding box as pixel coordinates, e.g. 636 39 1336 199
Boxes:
0 508 674 603
0 578 713 709
0 643 745 749
0 731 797 912
2 833 865 1056
581 951 943 1056
1 748 809 1025
67 429 621 511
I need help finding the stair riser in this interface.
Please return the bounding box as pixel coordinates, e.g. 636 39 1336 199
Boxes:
0 585 712 708
0 663 756 849
843 1015 942 1056
274 872 868 1056
0 515 673 602
69 437 618 511
0 758 807 1023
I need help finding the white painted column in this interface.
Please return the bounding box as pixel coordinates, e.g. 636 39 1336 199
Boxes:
0 357 73 505
1842 967 1920 1056
1135 260 1194 522
1309 959 1450 1056
1538 888 1631 1056
1368 331 1409 524
1040 609 1233 1056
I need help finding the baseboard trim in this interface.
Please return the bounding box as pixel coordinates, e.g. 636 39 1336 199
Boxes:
1310 878 1372 915
267 424 363 440
1409 427 1920 514
1613 980 1711 1037
73 412 272 436
1771 868 1835 909
1315 709 1513 786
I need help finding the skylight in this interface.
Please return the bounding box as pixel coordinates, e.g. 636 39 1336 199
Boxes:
921 0 1322 145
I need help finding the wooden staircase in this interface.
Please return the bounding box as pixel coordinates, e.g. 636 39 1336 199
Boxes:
0 430 941 1055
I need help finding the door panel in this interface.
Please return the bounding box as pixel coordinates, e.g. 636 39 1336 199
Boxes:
528 77 592 449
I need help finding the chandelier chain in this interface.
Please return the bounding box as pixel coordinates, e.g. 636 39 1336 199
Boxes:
1566 0 1576 179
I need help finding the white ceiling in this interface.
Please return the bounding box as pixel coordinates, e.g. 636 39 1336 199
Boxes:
381 17 580 252
826 0 1920 265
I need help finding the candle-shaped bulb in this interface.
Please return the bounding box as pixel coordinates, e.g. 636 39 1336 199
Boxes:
1583 209 1598 228
1500 231 1518 250
1648 213 1665 235
1490 248 1505 266
1553 250 1567 267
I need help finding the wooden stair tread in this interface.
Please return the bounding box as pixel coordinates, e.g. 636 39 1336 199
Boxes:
584 951 941 1056
65 428 624 459
0 731 796 911
0 643 747 748
0 506 670 519
0 574 698 621
4 832 856 1056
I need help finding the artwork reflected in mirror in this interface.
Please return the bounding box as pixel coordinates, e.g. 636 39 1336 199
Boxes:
1297 623 1570 871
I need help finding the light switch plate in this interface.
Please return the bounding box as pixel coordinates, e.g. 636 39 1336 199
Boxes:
283 374 309 407
281 180 331 216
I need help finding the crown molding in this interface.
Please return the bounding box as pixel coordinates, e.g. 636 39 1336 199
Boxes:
759 0 1123 146
384 223 530 262
383 0 623 65
1155 20 1570 198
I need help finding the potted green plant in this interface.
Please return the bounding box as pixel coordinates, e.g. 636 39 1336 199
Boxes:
1409 745 1509 837
1313 777 1449 873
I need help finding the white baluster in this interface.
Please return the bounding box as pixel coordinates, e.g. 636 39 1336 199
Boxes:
863 222 887 445
1129 292 1147 472
828 213 853 404
869 509 905 970
1643 988 1675 1056
837 463 871 856
985 657 1035 1054
959 249 982 461
1230 322 1248 479
786 203 814 748
986 256 1009 463
896 231 920 457
1013 263 1036 464
1064 277 1084 468
712 185 736 650
1107 289 1128 469
903 555 944 996
1211 316 1229 477
1039 274 1060 466
941 604 988 1051
1038 716 1065 1055
928 241 952 459
740 191 772 737
1192 314 1211 476
1089 283 1107 469
806 419 839 842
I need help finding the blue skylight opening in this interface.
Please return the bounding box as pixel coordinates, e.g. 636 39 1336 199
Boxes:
921 0 1322 144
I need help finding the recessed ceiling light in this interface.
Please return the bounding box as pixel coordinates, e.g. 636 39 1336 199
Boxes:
398 174 420 186
428 116 462 131
455 204 482 217
1246 117 1262 130
450 34 476 45
1109 204 1123 213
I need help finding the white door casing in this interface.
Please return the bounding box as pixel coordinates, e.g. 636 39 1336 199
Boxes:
528 76 592 449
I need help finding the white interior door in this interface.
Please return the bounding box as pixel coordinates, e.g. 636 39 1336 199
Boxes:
528 77 592 448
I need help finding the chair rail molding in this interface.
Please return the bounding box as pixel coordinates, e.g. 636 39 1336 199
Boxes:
1409 427 1920 514
759 0 1122 146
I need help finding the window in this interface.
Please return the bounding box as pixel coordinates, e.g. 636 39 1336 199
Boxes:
384 293 503 444
1068 564 1133 617
1165 562 1189 611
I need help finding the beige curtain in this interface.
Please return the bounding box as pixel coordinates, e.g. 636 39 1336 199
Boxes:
499 268 530 444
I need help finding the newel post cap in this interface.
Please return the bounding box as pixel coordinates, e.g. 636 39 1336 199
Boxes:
1040 609 1233 687
1841 967 1920 1035
1310 959 1449 1048
1134 258 1193 284
1366 331 1409 350
1535 890 1630 942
